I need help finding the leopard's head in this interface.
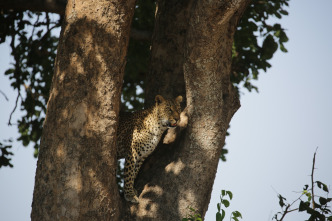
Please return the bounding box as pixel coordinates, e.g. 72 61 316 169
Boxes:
155 95 183 128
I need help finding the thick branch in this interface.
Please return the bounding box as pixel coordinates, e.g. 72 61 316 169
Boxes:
0 0 151 41
0 0 67 14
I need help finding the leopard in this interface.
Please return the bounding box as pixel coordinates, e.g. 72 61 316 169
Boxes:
117 95 183 203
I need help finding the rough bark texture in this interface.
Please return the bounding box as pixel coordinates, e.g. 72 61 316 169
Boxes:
30 0 136 220
181 0 247 216
128 0 249 220
145 0 190 105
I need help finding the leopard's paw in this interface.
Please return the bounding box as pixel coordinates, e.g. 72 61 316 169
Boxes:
124 189 139 204
124 193 139 204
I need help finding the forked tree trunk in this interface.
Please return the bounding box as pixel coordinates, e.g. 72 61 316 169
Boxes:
31 0 250 220
129 0 249 220
31 0 135 220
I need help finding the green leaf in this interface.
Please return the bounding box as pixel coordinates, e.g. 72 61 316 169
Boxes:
221 190 226 197
280 10 289 15
299 200 310 212
222 199 230 208
261 35 278 60
217 203 220 212
279 30 289 43
226 191 233 200
232 211 242 218
280 43 288 53
221 209 225 220
216 212 222 221
319 197 328 205
4 68 15 75
189 207 195 212
278 194 286 207
316 181 329 192
275 12 281 19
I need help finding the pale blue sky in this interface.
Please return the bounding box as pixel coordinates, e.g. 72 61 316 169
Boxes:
1 1 332 220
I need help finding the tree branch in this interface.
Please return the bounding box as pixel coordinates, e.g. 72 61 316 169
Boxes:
0 0 67 14
8 91 21 126
279 204 290 221
311 147 318 209
0 90 9 101
0 0 152 41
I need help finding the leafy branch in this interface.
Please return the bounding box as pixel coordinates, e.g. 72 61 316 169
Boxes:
216 190 242 221
273 148 332 221
182 190 242 221
0 139 13 168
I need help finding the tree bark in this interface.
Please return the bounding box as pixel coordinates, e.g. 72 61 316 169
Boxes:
31 0 135 220
130 0 249 220
145 0 189 105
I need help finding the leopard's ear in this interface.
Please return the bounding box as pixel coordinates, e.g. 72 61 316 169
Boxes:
175 95 183 104
155 95 165 104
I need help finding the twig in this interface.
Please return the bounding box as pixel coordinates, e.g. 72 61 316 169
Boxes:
0 90 9 101
279 204 290 221
279 194 303 220
279 205 298 221
273 188 304 221
311 147 318 209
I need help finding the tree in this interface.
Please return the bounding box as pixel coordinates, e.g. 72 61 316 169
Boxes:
0 0 289 219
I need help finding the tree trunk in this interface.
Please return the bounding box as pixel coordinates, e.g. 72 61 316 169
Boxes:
129 0 249 220
31 0 135 220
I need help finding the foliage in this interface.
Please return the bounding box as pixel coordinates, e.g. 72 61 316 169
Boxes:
122 0 155 110
0 0 289 166
232 0 289 93
216 190 242 221
0 139 13 168
182 190 242 221
182 207 203 221
0 10 60 158
273 150 332 221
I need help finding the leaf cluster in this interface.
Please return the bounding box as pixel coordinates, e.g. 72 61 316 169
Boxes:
0 139 13 168
181 190 242 221
299 182 332 221
1 10 60 157
232 0 289 93
274 183 332 221
273 150 332 221
216 190 242 221
122 0 155 111
182 207 203 221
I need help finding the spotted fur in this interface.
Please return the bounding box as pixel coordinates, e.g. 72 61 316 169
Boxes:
117 95 183 203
